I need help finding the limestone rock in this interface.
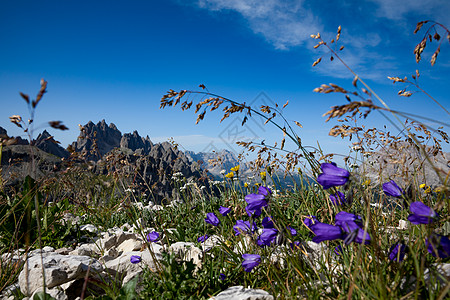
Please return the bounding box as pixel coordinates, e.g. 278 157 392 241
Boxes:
209 286 274 300
168 242 203 268
104 248 162 284
120 131 152 154
34 130 70 158
18 253 103 296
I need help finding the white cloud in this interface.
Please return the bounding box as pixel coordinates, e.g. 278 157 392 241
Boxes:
197 0 323 49
368 0 450 24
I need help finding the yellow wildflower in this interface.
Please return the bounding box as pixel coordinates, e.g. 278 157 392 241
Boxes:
425 186 431 194
363 179 371 186
231 165 240 172
244 182 249 188
419 183 426 189
260 171 266 181
225 172 234 179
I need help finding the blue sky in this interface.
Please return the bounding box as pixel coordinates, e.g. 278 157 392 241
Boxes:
1 0 449 162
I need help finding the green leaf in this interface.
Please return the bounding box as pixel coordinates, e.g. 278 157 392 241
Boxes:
33 291 57 300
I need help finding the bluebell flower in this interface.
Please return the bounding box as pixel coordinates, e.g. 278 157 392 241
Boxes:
382 180 404 197
388 242 407 262
258 186 272 196
197 235 209 243
335 211 370 245
329 191 347 206
257 228 278 247
233 220 257 236
426 234 450 258
310 222 344 243
205 212 220 226
407 201 438 225
286 226 297 236
130 255 141 264
262 216 274 228
219 206 231 216
219 273 226 280
146 231 160 242
303 215 319 228
317 163 350 189
242 254 261 272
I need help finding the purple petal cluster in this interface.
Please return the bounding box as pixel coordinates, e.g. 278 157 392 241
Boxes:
310 222 344 243
286 226 297 236
146 231 160 243
309 211 370 245
426 234 450 258
257 228 278 247
329 191 347 206
407 202 438 225
205 212 220 226
197 234 209 243
219 206 231 216
233 220 257 236
317 163 350 189
244 186 272 217
335 211 371 244
382 180 404 197
388 242 407 262
303 215 319 228
130 255 141 264
262 216 274 228
242 254 261 272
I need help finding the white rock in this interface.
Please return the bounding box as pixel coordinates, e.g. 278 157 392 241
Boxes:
117 239 143 253
209 286 274 300
69 243 99 256
168 242 203 268
398 220 408 230
79 224 98 233
104 248 162 284
201 235 222 252
18 253 103 296
31 286 67 300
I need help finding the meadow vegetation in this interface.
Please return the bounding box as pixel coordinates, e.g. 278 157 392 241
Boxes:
0 21 449 299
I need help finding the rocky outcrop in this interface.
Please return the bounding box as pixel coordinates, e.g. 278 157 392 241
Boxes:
94 142 208 203
120 131 152 155
1 145 63 187
71 120 122 160
185 149 250 179
359 142 450 188
34 130 70 158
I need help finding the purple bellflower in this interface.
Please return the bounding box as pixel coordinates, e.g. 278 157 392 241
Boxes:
258 186 272 196
257 228 278 247
262 216 274 228
205 212 220 226
233 220 257 236
287 226 297 236
219 206 231 216
317 163 350 189
130 255 141 264
426 234 450 258
382 180 404 197
197 235 209 243
303 215 319 228
335 211 371 245
146 231 160 243
242 254 261 272
389 242 407 262
407 201 438 225
310 222 344 243
245 193 268 217
329 191 347 206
